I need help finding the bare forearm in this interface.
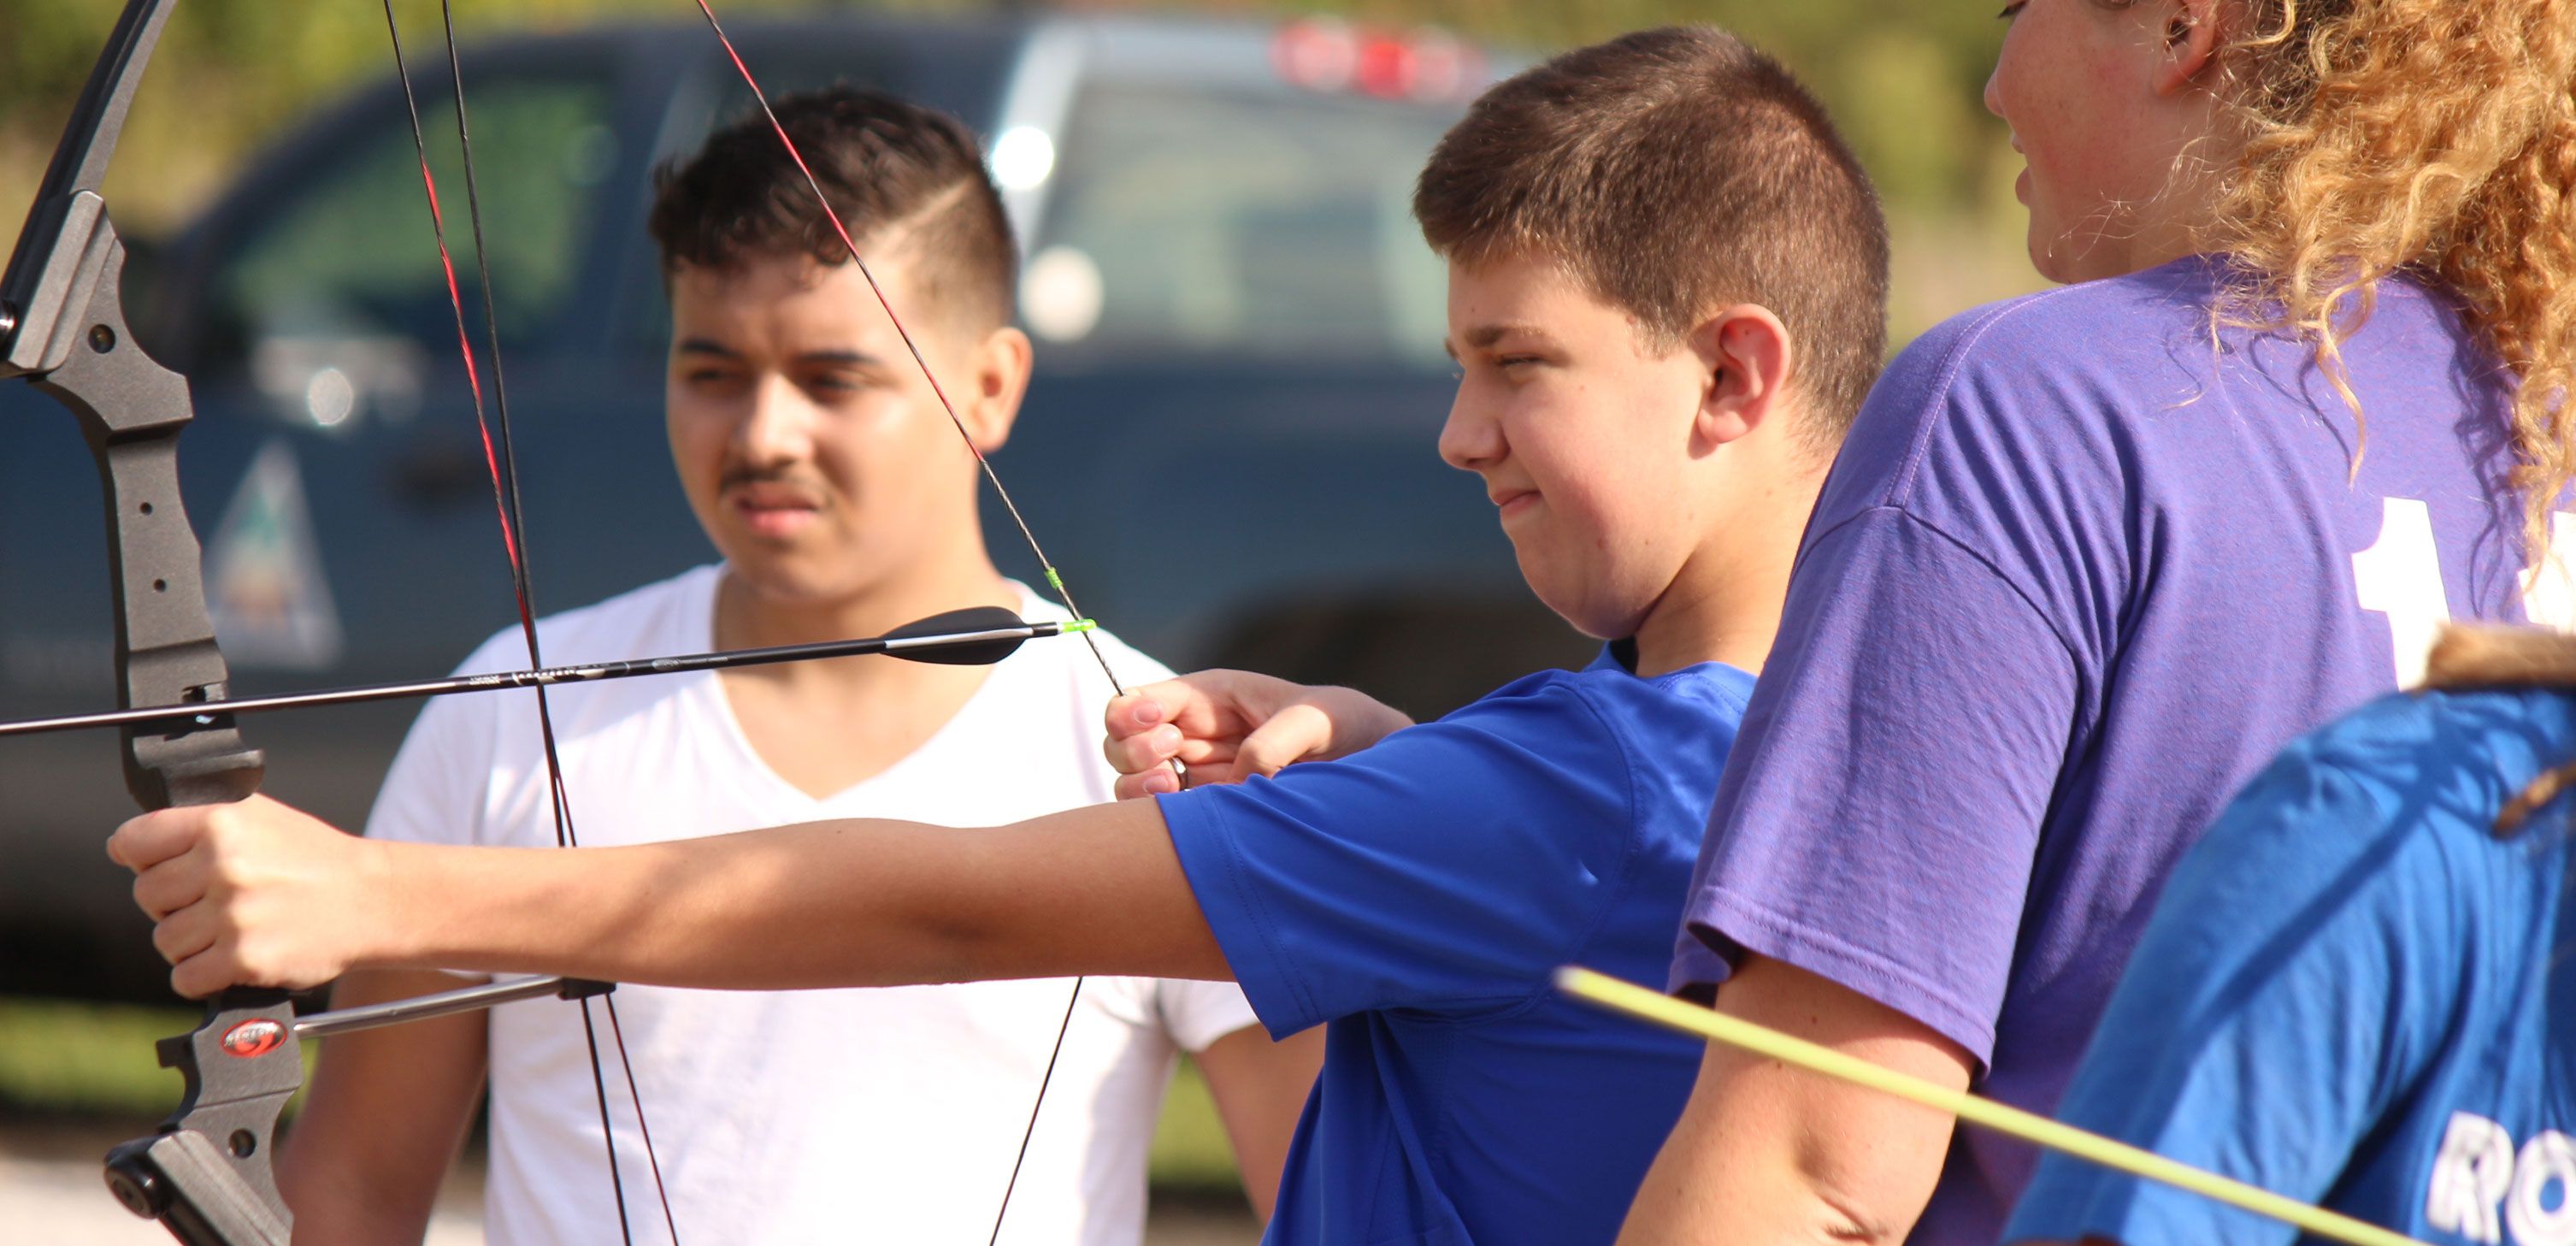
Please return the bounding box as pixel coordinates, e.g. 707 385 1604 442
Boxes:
365 822 977 988
278 969 486 1244
364 803 1228 989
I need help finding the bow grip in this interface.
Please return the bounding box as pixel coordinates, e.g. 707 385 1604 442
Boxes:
21 201 266 807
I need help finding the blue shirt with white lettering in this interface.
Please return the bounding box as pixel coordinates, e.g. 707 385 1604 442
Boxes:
2005 685 2576 1246
1158 647 1756 1246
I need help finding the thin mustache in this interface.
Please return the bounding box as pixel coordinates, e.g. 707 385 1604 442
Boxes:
718 465 823 493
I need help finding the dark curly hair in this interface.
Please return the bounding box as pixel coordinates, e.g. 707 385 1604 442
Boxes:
648 86 1016 332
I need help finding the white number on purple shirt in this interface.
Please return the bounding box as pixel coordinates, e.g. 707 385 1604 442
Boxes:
2353 497 2575 687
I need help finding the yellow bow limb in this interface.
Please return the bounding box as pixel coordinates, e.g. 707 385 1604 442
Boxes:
1553 967 2432 1246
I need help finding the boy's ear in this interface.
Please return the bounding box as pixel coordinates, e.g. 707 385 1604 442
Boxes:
2153 0 2225 96
959 324 1034 452
1689 304 1794 448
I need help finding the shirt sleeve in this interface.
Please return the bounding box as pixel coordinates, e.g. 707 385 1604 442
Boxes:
363 690 490 847
2001 753 2464 1246
363 632 520 848
1672 506 2078 1064
1152 978 1266 1054
1158 676 1645 1036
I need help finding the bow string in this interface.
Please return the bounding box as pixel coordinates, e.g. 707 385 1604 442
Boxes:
377 0 680 1240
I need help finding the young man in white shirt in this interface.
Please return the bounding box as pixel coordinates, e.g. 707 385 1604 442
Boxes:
269 86 1321 1245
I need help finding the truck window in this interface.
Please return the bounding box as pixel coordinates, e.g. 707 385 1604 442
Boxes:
1023 82 1450 368
205 73 616 428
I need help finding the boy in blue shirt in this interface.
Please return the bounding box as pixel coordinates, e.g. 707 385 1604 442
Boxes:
2005 623 2576 1246
108 27 1889 1244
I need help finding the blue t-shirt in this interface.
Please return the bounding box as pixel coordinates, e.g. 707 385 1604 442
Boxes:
2006 685 2576 1246
1159 648 1756 1246
1673 257 2535 1243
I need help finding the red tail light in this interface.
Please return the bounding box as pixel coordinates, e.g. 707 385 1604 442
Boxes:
1274 19 1482 102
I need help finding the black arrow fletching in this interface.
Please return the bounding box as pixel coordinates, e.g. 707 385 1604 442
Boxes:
882 605 1041 666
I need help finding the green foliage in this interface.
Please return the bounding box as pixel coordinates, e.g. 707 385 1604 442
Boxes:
1149 1056 1247 1194
1 0 830 244
0 996 1249 1196
0 997 198 1119
1262 0 2018 212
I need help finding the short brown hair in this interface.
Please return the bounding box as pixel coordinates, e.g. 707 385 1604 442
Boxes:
1414 27 1889 448
648 86 1016 333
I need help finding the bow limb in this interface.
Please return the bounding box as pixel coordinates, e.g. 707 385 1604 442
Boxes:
40 219 292 1243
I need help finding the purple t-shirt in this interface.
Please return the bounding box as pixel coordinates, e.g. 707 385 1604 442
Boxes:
1671 257 2535 1244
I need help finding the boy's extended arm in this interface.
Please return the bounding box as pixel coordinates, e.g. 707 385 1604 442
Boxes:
275 968 487 1244
1616 955 1972 1246
112 793 1232 998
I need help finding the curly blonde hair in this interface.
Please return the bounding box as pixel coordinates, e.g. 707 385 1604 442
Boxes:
2208 0 2576 558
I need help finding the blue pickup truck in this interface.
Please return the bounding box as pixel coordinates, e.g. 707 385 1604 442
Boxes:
0 13 1583 998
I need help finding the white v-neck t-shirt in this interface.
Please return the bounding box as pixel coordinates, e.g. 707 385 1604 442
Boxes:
366 565 1260 1245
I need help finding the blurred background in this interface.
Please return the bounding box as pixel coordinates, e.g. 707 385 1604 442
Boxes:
0 0 2040 337
0 0 2044 1240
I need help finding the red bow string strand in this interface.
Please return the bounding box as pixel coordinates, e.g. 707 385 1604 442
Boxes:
380 2 679 1241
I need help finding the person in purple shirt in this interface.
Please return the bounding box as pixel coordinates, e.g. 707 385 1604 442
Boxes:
1622 2 2576 1244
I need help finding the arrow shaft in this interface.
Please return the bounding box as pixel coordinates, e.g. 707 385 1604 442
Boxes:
0 619 1074 738
1553 968 2432 1246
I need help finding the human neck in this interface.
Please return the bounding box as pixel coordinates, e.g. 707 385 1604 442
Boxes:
2077 207 2218 283
2071 115 2245 282
714 535 1015 655
1628 545 1793 678
1626 446 1826 678
710 537 1018 800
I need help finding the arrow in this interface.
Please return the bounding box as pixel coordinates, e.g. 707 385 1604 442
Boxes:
0 605 1086 739
1553 967 2433 1246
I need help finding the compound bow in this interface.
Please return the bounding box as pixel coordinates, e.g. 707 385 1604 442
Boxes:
3 1 299 1237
